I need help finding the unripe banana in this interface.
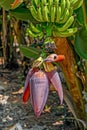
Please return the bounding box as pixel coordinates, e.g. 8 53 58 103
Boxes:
54 0 59 10
48 0 53 11
30 22 41 34
66 0 70 9
44 37 55 44
53 27 78 37
38 32 44 39
26 28 37 38
70 0 78 5
50 4 56 22
37 6 43 22
26 27 43 39
41 0 47 5
60 8 69 24
60 0 66 15
56 16 75 32
33 0 39 6
72 0 83 10
42 4 49 22
56 6 61 23
69 7 73 17
28 4 40 22
67 27 78 33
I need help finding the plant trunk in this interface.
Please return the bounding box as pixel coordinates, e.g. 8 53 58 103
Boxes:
12 19 26 45
2 9 7 63
54 37 87 121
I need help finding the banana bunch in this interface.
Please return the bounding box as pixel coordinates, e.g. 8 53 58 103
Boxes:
53 27 78 37
27 0 83 23
52 15 78 37
27 0 83 38
26 22 44 39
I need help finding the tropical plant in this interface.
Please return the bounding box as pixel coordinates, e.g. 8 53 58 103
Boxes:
0 0 87 129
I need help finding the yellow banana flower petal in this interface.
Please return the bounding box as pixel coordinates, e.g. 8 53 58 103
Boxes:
43 62 57 72
32 57 43 68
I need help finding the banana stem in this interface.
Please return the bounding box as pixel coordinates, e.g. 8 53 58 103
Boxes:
53 37 87 121
82 0 87 26
84 61 87 92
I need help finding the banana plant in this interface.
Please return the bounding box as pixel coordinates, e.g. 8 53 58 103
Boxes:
1 0 87 128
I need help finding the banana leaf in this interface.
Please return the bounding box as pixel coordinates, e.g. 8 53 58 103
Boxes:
0 0 14 10
10 7 37 22
74 26 87 59
20 46 40 59
75 6 85 26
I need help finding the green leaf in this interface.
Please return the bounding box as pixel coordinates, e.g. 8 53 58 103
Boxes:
75 6 85 26
10 7 36 22
20 46 40 59
0 0 14 11
74 26 87 59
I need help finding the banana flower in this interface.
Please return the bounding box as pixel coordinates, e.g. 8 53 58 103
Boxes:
23 54 65 117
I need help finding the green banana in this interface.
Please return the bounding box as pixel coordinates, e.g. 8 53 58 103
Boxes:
28 4 40 22
56 6 61 23
48 0 53 11
70 0 78 5
69 7 73 17
66 0 70 9
50 4 56 22
33 0 39 6
30 22 41 34
44 37 54 43
41 0 47 5
37 32 44 39
67 27 78 33
60 0 66 15
37 6 43 22
27 28 43 39
53 27 78 37
56 16 75 31
54 0 59 10
60 8 69 24
26 28 37 38
72 0 83 10
42 4 49 22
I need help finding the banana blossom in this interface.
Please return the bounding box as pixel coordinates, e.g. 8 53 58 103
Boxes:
23 54 65 117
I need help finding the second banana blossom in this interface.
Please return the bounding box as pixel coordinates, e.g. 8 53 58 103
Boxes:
23 54 65 117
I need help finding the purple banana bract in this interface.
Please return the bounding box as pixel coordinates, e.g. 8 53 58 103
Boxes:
46 70 63 105
23 54 64 117
44 54 65 62
30 70 49 117
23 68 39 103
23 68 63 117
